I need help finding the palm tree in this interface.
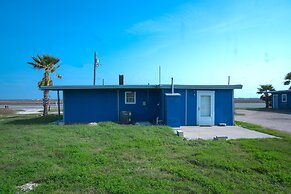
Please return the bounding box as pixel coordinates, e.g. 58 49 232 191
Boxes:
283 72 291 89
257 85 275 108
28 55 61 116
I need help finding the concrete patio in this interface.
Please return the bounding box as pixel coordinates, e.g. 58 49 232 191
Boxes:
175 125 276 140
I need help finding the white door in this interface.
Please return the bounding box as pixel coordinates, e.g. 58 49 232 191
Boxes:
197 91 215 125
273 94 278 109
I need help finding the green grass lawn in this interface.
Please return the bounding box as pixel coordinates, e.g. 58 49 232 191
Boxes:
0 115 290 193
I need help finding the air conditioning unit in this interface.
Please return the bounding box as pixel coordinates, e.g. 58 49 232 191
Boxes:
120 111 132 124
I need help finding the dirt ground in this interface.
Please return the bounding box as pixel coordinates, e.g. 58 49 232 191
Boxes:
0 108 15 115
235 109 291 133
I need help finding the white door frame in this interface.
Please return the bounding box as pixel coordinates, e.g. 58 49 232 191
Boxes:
197 91 215 125
273 94 278 109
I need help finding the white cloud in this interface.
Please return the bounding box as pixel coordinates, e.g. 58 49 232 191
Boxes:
126 4 204 36
127 1 291 37
121 1 291 97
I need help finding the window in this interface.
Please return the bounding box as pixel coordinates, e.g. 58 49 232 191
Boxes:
125 91 136 104
282 94 287 103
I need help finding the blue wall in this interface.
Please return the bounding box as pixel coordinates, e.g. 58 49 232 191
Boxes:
273 91 291 109
63 89 118 123
63 89 161 123
161 89 234 126
161 89 186 124
164 94 182 127
63 88 234 126
186 89 197 125
119 89 160 122
214 90 234 125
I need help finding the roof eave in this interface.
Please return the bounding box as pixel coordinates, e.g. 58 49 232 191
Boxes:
270 90 291 93
40 84 243 91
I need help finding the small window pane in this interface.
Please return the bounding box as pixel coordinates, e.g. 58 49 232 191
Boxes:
282 94 287 102
127 97 134 102
201 95 211 117
127 93 134 98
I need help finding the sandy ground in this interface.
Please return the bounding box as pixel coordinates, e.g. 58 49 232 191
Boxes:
16 109 62 115
235 109 291 133
16 109 43 114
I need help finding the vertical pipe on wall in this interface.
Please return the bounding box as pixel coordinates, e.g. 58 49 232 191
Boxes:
62 90 65 123
161 89 164 121
117 90 120 122
232 89 234 125
57 90 61 124
185 89 188 125
171 77 174 93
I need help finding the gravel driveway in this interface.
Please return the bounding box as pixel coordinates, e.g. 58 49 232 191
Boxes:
235 109 291 133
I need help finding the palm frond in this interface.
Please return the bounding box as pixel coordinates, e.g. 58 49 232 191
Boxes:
30 54 61 87
56 73 62 79
284 72 291 80
257 84 275 94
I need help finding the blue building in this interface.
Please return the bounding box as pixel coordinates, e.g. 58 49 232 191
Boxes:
42 84 242 127
271 90 291 110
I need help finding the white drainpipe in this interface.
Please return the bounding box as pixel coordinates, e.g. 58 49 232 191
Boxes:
171 77 174 93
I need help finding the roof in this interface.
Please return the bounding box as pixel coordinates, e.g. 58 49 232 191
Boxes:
41 84 243 91
270 90 291 94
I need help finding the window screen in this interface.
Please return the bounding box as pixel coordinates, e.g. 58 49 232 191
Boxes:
125 91 136 104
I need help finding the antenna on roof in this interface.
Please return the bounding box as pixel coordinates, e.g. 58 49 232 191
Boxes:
228 76 230 85
159 66 162 85
93 51 100 86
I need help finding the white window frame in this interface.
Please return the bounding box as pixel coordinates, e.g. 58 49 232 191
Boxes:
125 91 136 104
282 94 287 103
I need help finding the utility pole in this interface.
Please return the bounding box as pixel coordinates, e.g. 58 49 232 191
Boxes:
93 52 100 85
159 66 161 85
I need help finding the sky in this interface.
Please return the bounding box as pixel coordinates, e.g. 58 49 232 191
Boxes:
0 0 290 99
